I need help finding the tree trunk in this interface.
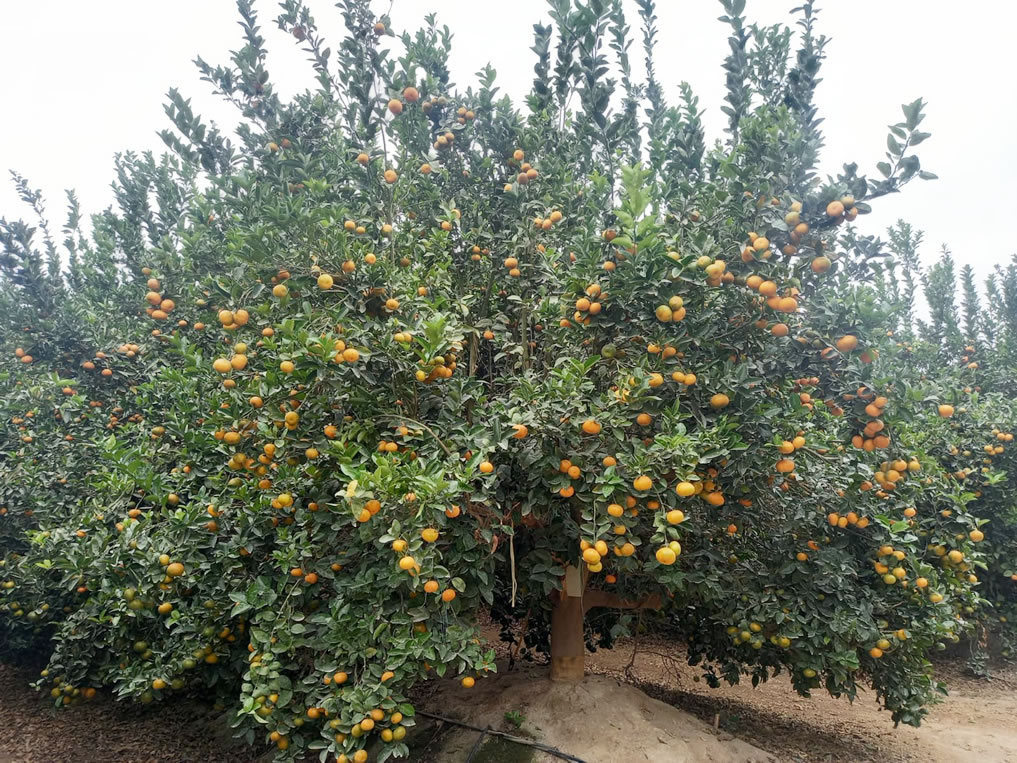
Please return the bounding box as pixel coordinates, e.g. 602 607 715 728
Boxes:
548 569 662 682
549 591 586 681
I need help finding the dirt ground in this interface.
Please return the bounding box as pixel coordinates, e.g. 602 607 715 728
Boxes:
0 662 252 763
583 637 1017 763
1 637 1015 763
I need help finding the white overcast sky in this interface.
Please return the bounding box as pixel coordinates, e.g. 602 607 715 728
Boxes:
1 2 1015 293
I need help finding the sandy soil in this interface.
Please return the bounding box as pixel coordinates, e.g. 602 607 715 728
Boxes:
413 668 774 763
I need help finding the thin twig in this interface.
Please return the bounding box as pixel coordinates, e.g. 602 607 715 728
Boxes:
379 414 452 456
510 533 518 608
624 609 643 680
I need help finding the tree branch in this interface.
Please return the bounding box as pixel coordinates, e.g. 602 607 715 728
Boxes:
583 590 661 614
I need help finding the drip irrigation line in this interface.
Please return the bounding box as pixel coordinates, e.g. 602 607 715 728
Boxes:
417 710 588 762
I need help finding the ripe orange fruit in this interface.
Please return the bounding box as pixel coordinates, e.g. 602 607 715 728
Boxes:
826 200 845 217
835 335 858 352
581 419 601 435
633 475 653 492
710 393 730 409
655 546 677 565
388 98 403 115
479 461 494 474
937 404 954 418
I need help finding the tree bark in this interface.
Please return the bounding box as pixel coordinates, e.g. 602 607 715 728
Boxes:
549 590 586 681
548 573 662 682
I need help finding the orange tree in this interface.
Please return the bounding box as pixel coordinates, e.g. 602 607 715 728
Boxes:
871 235 1017 667
0 1 982 760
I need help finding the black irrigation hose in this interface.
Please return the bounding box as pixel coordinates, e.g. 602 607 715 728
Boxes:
417 710 588 763
464 725 488 763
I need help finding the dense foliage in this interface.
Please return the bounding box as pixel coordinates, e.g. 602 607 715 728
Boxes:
1 1 1014 761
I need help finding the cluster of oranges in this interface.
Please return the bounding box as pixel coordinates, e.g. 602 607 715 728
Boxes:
143 278 178 322
502 254 521 278
564 453 740 575
214 306 251 333
533 208 563 231
79 349 116 378
468 244 491 262
414 350 458 383
742 274 798 335
872 544 916 590
570 283 606 324
727 621 793 651
983 426 1013 457
654 296 687 323
824 195 859 223
775 433 809 475
872 457 922 494
580 537 638 572
848 387 892 452
825 510 870 530
504 148 539 189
